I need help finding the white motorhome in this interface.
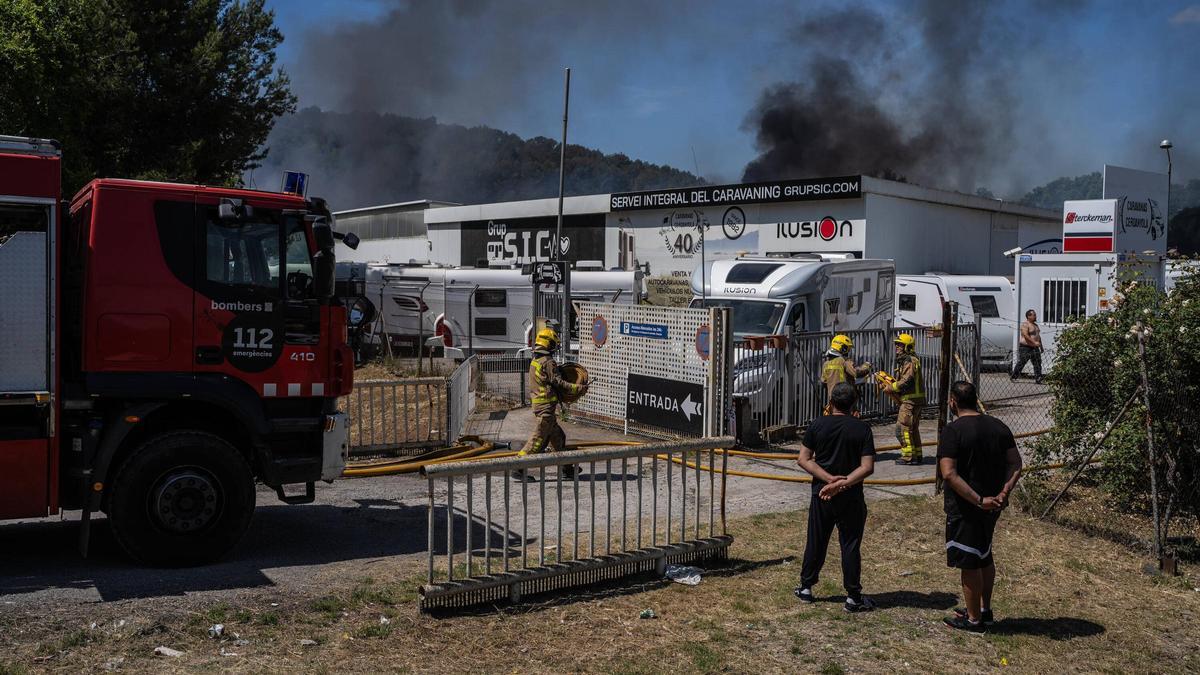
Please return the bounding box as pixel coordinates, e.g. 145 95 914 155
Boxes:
894 275 1017 365
689 254 896 335
1014 252 1165 370
348 261 644 356
690 254 896 420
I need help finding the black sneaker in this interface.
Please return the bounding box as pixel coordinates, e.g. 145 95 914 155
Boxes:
954 607 995 625
943 615 986 633
844 596 875 613
794 587 815 603
560 464 579 480
510 469 530 481
1035 377 1044 385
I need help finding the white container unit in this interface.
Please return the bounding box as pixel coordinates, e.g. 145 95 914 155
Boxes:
1014 253 1164 370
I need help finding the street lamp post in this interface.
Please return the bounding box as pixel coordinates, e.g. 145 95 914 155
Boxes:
1160 139 1173 221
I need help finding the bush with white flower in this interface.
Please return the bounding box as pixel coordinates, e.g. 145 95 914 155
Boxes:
1031 257 1200 549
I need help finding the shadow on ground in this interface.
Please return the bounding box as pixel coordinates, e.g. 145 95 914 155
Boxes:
988 617 1106 639
0 499 518 602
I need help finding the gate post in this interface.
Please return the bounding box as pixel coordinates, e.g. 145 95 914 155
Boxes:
782 326 794 426
935 301 957 493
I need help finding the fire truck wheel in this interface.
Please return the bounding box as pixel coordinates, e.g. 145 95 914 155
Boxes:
107 431 256 567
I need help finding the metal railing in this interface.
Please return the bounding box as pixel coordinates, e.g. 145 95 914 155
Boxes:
419 437 735 610
340 378 450 455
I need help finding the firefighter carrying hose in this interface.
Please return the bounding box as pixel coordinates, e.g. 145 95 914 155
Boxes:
821 334 872 414
513 326 588 481
890 333 926 465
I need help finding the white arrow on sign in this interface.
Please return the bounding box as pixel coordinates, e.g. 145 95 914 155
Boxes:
680 393 701 421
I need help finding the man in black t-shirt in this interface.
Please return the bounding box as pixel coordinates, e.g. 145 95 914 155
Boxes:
795 382 877 613
937 381 1023 633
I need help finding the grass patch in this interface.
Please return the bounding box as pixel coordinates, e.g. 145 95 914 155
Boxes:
309 596 347 619
37 629 89 656
257 611 281 626
351 621 395 639
680 642 722 672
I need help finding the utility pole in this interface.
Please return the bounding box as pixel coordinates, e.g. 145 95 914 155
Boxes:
556 67 572 358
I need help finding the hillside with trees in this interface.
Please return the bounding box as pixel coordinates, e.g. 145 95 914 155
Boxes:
253 108 703 210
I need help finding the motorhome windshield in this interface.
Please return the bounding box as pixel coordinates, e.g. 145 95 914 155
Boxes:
691 298 786 336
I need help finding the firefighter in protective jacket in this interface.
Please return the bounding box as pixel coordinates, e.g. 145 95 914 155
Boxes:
514 327 588 480
821 334 871 412
890 333 926 465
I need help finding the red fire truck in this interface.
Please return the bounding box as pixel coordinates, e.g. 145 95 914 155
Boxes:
0 135 357 565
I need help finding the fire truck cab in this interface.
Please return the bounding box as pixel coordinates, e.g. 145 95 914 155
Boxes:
0 135 355 565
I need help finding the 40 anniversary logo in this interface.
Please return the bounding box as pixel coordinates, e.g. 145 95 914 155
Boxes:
659 209 710 258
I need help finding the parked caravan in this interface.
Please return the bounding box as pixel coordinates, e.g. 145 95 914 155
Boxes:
894 275 1017 365
1014 253 1165 370
348 261 644 356
690 254 896 422
1166 260 1200 293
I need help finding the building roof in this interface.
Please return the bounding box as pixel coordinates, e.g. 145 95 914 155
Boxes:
401 175 1061 225
334 199 460 217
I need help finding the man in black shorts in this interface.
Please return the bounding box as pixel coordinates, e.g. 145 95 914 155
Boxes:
795 382 877 613
937 381 1023 632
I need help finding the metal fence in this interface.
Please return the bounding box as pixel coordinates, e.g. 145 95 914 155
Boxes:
475 354 532 411
732 324 981 434
448 355 478 443
418 437 735 610
342 356 482 455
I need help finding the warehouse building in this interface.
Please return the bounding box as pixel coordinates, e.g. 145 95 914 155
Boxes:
337 175 1060 306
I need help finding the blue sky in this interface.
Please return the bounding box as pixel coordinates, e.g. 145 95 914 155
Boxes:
266 0 1200 195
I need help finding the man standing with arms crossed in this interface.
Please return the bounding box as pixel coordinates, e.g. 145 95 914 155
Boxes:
938 381 1023 632
1010 309 1043 384
795 383 877 613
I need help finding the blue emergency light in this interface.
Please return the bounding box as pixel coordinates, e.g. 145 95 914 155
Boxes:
281 170 309 197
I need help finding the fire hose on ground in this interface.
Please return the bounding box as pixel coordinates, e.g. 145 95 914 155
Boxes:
342 431 1067 486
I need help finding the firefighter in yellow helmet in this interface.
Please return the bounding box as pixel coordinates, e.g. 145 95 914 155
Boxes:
821 334 871 413
890 333 926 465
514 326 588 480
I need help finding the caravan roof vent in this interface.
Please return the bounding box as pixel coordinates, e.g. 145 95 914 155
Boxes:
726 263 783 283
574 260 604 271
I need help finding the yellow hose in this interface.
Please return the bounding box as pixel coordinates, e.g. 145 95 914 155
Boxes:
342 428 1058 484
342 437 496 477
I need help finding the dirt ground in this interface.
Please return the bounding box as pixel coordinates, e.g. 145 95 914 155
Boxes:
2 378 1189 673
2 497 1197 674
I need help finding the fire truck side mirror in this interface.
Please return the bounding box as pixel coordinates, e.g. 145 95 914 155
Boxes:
338 231 360 250
218 198 253 222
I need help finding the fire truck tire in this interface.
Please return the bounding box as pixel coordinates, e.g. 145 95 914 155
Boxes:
107 431 256 567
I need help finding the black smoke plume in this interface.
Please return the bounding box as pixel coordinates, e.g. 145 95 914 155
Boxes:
742 1 1053 191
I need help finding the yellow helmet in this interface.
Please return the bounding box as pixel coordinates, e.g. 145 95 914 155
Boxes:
830 334 853 353
534 327 559 350
893 333 916 351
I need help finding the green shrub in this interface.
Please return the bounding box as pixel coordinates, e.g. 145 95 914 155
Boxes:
1034 258 1200 544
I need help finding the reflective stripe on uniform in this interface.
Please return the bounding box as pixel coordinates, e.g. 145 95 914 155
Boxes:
822 358 848 385
530 358 558 405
